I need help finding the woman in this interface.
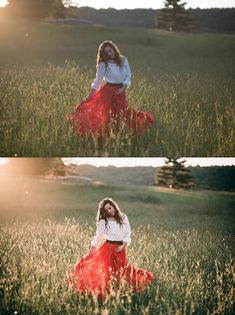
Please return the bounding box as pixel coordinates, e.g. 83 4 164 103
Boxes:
67 40 154 140
67 198 155 300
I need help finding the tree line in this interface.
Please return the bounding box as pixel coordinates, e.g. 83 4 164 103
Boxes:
71 6 235 33
3 0 66 18
1 0 235 33
1 159 235 192
154 158 235 192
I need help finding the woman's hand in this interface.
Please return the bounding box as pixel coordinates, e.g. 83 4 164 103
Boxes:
115 242 127 252
115 85 127 95
82 89 96 102
83 93 93 102
82 246 97 259
82 95 91 102
82 253 89 260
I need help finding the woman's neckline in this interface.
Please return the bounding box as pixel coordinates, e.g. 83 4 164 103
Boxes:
106 56 125 64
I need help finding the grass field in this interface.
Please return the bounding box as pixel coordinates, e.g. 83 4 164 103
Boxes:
0 176 234 314
0 18 235 156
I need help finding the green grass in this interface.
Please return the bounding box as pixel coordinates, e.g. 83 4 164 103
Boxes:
0 18 235 156
0 177 234 314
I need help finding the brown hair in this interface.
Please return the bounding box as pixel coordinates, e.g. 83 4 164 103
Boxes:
96 198 124 228
96 40 124 70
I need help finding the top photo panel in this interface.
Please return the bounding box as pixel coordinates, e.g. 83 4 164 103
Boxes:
1 1 235 157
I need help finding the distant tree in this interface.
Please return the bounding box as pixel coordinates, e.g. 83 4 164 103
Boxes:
154 157 195 189
6 0 65 18
156 0 192 31
189 165 235 191
51 0 65 18
190 8 235 33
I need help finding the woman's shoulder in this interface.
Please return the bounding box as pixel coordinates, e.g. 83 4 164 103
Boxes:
97 219 106 225
121 55 128 63
97 61 106 69
122 213 129 221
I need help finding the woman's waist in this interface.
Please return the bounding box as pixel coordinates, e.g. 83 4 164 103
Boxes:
105 81 123 87
105 239 123 245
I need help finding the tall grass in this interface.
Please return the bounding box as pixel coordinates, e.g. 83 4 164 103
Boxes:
0 178 234 314
0 19 234 156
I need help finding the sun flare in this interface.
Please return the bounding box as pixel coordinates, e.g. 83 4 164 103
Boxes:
0 158 9 165
0 0 8 8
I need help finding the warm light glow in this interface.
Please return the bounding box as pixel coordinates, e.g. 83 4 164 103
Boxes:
0 0 8 8
0 158 9 165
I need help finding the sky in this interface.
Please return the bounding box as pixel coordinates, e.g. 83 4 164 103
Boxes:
0 0 7 7
62 158 235 168
1 158 235 167
69 1 235 9
0 0 234 9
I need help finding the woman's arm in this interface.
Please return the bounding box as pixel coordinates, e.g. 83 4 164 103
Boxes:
115 57 131 95
122 215 131 246
83 62 106 101
122 57 131 89
90 63 106 90
83 220 106 258
115 215 131 252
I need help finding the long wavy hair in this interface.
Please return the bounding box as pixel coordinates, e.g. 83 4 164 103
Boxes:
96 40 124 70
96 198 125 229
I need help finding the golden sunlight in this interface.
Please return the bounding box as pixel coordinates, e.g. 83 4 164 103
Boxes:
0 158 9 165
0 0 8 8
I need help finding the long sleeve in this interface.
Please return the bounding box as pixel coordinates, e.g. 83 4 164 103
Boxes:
122 57 131 89
122 215 131 246
91 219 106 248
90 62 106 91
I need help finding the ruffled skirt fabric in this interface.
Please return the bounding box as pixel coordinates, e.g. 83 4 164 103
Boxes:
67 242 155 299
67 84 154 140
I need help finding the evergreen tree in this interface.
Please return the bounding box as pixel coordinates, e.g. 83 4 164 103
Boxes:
156 0 192 31
155 158 195 189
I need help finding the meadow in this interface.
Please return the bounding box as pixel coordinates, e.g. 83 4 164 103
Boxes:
0 18 235 156
0 176 234 314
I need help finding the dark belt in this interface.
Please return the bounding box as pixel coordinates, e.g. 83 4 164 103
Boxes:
106 82 123 86
106 240 123 244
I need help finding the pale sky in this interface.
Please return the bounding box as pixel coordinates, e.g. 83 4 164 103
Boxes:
1 158 235 167
62 158 235 168
69 0 234 9
0 0 234 9
0 0 7 7
0 158 8 165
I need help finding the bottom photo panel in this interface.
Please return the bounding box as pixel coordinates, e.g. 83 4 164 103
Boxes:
0 157 234 315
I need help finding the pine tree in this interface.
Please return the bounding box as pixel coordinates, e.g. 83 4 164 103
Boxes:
156 0 192 32
154 158 195 189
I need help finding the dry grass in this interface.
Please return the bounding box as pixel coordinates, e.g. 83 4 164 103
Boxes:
0 178 234 314
0 19 234 156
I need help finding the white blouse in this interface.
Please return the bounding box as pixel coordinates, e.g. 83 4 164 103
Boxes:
91 214 132 248
90 57 132 91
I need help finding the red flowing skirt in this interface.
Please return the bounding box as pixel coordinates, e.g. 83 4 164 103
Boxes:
67 84 154 140
67 242 155 299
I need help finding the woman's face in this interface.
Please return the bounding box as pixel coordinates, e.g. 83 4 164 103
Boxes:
104 203 115 217
103 45 115 60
